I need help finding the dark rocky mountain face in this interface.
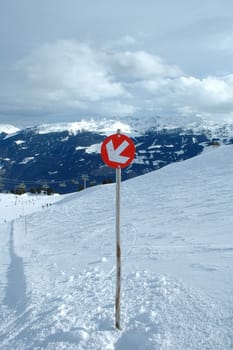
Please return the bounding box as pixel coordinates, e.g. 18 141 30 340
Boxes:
0 126 213 193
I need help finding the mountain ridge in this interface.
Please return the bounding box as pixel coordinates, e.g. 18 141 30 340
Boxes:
2 115 233 137
0 116 232 194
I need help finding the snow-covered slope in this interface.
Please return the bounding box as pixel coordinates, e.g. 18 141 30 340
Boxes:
2 116 233 195
0 124 19 135
0 117 211 194
0 145 233 349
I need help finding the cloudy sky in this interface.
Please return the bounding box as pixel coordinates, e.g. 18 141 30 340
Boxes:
1 0 233 127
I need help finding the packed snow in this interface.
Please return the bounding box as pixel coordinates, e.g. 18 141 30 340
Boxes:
0 145 233 349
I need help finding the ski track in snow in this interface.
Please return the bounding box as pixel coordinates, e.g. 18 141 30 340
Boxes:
1 146 233 348
4 221 27 314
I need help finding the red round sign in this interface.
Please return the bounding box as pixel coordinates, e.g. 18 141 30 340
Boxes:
101 133 135 169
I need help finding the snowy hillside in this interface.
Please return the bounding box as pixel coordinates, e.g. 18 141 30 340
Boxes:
2 116 233 194
0 145 233 349
0 117 211 194
0 124 19 135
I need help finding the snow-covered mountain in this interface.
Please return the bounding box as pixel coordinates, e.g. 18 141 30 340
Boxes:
0 144 233 349
0 124 19 135
0 116 232 193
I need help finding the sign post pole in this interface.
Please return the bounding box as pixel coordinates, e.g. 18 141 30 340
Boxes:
115 129 121 330
100 129 135 331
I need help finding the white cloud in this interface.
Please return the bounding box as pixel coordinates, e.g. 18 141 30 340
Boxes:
111 51 182 81
140 74 233 118
6 40 181 114
95 100 138 116
179 75 233 105
15 40 126 104
176 75 233 114
2 39 233 123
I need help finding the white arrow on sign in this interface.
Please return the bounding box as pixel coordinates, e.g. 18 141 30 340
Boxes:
106 140 130 164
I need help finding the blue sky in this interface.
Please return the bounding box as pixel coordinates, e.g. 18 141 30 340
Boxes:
1 0 233 126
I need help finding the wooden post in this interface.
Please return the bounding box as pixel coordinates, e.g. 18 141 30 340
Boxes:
115 130 122 330
100 128 135 331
